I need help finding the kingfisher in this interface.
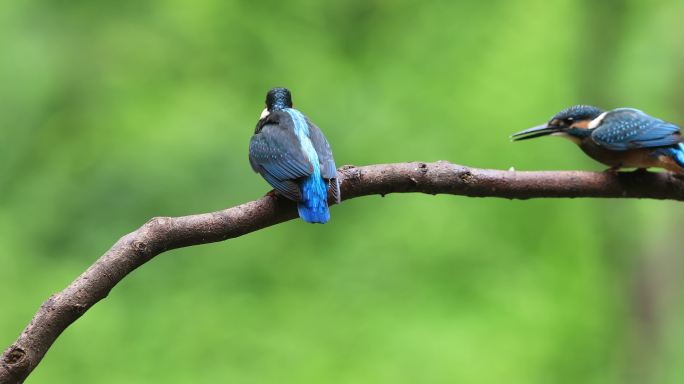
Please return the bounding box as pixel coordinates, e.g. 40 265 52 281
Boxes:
512 105 684 173
249 87 340 223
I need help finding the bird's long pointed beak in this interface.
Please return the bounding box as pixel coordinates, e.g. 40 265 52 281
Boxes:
511 124 559 141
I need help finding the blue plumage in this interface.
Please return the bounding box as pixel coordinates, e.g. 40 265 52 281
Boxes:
297 162 330 223
284 108 330 223
591 109 681 150
249 88 340 224
658 143 684 169
673 144 684 168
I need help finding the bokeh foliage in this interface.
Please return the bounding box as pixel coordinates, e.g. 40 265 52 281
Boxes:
2 0 684 383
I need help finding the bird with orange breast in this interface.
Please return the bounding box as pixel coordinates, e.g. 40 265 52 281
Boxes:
512 105 684 173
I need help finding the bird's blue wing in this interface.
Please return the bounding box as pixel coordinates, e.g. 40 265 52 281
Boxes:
307 119 340 203
249 115 313 200
591 108 682 151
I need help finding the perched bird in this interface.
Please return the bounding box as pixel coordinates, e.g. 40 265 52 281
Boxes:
512 105 684 173
249 87 340 223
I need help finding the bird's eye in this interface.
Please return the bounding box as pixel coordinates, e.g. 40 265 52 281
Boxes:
566 117 574 122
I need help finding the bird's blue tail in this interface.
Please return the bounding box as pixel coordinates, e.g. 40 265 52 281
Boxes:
672 143 684 169
663 143 684 170
297 172 330 224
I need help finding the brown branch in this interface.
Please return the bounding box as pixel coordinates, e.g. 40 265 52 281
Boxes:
2 161 684 383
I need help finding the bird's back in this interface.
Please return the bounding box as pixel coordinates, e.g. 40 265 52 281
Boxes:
591 108 682 151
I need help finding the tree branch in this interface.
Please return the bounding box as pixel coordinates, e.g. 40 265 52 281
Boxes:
2 161 684 383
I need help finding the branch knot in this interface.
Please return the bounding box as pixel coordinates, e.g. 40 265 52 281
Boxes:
4 347 25 365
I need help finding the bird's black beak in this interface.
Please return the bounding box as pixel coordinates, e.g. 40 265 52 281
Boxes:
511 124 560 141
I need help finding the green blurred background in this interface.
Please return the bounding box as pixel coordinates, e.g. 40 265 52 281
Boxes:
2 0 684 383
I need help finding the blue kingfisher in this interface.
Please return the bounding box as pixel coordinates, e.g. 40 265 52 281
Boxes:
249 87 340 223
512 105 684 173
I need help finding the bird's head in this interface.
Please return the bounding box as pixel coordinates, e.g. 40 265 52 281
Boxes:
265 87 293 112
260 87 293 119
512 105 604 143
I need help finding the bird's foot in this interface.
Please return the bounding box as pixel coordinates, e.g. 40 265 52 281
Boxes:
631 168 650 174
265 190 279 198
603 165 622 175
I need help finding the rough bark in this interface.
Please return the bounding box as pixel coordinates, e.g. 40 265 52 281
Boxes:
2 161 684 383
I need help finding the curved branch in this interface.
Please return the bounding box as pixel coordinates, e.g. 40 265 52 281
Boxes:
2 161 683 383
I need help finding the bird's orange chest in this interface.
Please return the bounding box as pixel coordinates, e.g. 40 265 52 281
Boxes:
577 138 678 170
